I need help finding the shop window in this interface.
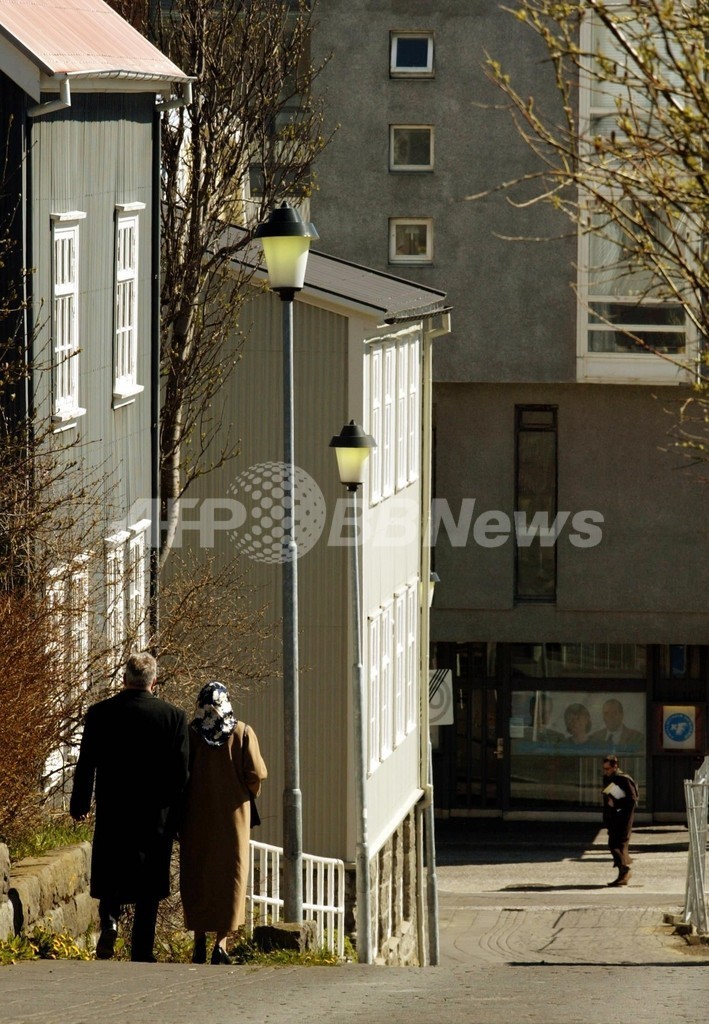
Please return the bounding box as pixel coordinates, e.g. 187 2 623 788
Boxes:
509 688 646 810
510 642 647 678
514 406 558 603
659 645 702 681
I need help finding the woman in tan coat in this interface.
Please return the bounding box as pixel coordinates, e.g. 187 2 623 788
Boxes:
179 681 267 965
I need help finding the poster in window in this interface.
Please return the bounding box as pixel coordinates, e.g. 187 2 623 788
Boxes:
509 690 645 756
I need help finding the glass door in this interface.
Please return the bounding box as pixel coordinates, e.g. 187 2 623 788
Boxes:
451 644 503 812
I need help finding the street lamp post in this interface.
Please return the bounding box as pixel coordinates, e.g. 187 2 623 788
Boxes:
330 420 376 965
254 203 318 924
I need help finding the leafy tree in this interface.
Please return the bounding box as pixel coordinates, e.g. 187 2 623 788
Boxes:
481 0 707 463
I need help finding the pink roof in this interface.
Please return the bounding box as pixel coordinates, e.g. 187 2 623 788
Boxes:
0 0 189 80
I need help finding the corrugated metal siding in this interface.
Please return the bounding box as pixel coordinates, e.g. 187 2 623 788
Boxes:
30 92 154 522
179 291 352 859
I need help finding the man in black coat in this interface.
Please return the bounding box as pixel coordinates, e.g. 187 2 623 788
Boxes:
70 652 189 962
601 753 638 887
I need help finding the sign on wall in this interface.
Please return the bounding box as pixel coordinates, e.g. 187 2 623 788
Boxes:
659 705 703 753
429 669 454 726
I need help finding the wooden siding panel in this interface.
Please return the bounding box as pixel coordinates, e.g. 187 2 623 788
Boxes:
178 291 352 859
29 93 154 522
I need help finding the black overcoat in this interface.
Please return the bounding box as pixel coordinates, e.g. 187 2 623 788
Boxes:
70 688 189 903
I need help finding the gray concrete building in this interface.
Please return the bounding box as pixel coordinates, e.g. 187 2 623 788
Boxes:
309 1 708 822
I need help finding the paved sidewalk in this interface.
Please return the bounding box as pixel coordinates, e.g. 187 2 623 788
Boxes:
1 821 706 1024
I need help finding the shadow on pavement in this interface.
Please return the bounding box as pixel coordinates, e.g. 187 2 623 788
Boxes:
435 819 603 867
501 883 608 892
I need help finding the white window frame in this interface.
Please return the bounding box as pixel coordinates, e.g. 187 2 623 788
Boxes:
382 344 395 498
389 218 433 264
407 336 420 483
368 614 381 773
389 125 434 171
114 204 145 403
105 530 130 665
390 31 434 77
368 346 382 504
47 555 90 683
396 343 408 491
405 582 419 732
394 591 407 746
51 212 86 424
127 520 150 650
379 601 393 759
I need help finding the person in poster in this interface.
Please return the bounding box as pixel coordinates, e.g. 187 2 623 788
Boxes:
590 699 644 754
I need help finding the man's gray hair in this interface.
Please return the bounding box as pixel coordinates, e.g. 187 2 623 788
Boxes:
125 652 157 689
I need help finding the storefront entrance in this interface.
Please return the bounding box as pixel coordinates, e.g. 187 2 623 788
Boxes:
432 642 707 819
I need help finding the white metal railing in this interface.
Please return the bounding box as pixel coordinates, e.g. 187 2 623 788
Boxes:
683 756 709 934
245 840 345 958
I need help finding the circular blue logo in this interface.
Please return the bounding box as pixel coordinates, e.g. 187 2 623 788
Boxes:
664 712 694 744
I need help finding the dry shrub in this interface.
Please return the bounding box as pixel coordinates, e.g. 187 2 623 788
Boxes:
0 593 66 843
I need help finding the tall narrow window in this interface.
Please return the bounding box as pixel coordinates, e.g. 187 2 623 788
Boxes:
394 591 407 745
382 344 395 497
368 346 382 503
396 343 408 490
51 213 86 423
405 582 418 732
514 406 558 603
380 602 393 758
368 615 381 772
114 204 145 401
407 336 420 482
105 532 129 667
127 526 148 649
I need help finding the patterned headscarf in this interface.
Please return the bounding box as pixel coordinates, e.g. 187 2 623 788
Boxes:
190 681 236 747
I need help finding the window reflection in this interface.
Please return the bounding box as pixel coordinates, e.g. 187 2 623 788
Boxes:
510 689 646 808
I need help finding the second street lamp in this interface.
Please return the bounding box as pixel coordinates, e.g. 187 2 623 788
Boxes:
329 420 376 963
254 203 318 924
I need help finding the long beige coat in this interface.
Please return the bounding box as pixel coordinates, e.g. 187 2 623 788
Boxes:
179 721 267 932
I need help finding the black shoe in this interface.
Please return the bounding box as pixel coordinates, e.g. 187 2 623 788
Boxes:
211 944 231 965
192 937 207 964
96 925 118 960
131 954 157 963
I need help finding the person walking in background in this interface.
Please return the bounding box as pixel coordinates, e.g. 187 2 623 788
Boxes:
179 681 267 965
70 652 189 962
601 754 638 886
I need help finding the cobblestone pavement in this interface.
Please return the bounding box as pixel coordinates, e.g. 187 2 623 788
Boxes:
2 821 708 1024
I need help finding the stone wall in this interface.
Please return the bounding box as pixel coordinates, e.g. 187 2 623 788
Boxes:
371 809 420 966
0 842 98 942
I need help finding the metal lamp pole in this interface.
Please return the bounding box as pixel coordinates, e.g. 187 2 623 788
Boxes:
330 421 376 964
255 203 318 923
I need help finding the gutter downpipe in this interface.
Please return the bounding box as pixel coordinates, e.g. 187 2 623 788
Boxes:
27 76 71 118
416 311 451 966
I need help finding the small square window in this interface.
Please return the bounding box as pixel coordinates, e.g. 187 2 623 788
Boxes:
390 32 434 76
389 218 433 264
390 126 434 171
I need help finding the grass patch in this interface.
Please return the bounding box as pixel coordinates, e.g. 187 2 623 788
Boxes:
5 813 93 862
